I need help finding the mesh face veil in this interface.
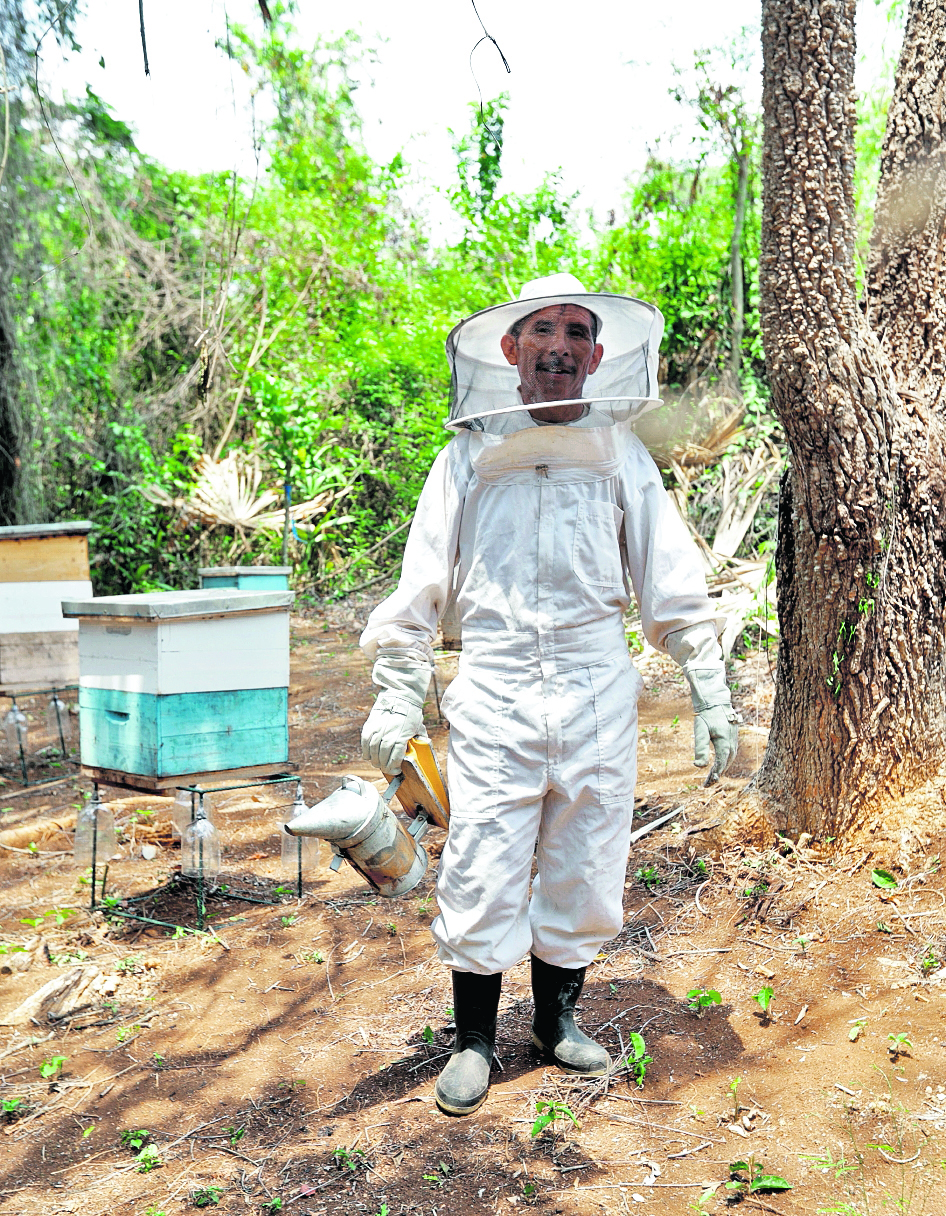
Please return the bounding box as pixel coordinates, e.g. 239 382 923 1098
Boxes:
444 272 664 434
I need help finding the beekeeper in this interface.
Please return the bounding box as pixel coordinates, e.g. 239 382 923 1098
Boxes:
360 273 738 1117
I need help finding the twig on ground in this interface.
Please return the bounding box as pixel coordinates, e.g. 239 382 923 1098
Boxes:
694 880 711 915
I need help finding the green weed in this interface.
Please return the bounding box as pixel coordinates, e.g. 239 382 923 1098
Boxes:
39 1055 66 1080
621 1032 652 1087
422 1162 451 1187
332 1146 366 1172
728 1076 743 1121
634 864 662 891
800 1148 860 1181
136 1144 163 1173
531 1099 580 1137
727 1154 792 1195
49 949 89 966
121 1128 150 1152
686 986 722 1014
191 1187 224 1207
2 1097 26 1119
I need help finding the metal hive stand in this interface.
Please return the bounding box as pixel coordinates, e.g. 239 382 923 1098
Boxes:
0 684 78 787
87 771 305 933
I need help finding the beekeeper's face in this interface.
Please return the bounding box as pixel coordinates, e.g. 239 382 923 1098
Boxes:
500 304 604 423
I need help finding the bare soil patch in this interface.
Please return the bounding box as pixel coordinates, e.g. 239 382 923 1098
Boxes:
1 608 945 1216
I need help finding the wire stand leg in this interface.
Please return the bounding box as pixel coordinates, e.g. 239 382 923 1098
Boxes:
52 687 68 758
13 699 27 784
90 785 99 914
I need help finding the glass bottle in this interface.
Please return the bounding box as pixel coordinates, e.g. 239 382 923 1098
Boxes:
280 823 319 873
181 806 221 882
171 788 193 838
172 789 217 837
45 696 72 747
281 786 318 873
3 706 27 754
74 793 119 867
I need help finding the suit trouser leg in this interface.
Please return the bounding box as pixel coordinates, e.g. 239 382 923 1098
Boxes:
432 654 639 974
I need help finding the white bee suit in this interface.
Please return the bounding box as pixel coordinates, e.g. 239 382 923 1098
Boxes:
360 416 721 975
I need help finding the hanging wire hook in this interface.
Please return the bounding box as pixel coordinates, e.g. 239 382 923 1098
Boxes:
468 0 511 147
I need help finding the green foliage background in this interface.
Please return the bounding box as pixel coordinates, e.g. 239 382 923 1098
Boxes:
1 5 896 596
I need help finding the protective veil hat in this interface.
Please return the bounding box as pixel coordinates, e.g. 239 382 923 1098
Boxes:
444 272 664 433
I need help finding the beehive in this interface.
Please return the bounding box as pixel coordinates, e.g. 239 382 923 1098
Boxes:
199 566 291 590
0 521 93 691
61 589 294 789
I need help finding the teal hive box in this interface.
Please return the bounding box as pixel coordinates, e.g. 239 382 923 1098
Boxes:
61 589 294 788
199 566 291 591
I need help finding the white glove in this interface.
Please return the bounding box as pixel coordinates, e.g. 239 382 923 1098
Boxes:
665 623 739 785
361 650 431 774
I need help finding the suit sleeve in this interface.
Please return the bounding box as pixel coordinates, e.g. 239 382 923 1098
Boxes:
620 435 726 651
359 436 471 664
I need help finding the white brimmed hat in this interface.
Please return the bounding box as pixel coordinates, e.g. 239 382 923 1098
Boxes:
445 273 664 432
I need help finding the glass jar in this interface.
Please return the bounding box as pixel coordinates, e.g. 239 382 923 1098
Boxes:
172 789 217 837
74 796 119 867
45 696 72 747
3 706 27 755
181 810 221 882
280 822 319 873
281 786 318 873
171 788 193 838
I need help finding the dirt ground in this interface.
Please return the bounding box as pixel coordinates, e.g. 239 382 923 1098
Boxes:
1 605 945 1216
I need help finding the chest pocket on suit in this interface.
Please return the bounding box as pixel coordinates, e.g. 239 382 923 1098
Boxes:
572 500 626 588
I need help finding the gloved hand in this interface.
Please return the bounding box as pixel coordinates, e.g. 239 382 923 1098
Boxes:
688 669 740 783
361 650 431 774
665 623 740 785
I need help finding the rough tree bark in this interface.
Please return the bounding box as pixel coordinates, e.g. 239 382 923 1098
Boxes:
751 0 946 840
868 1 946 409
728 141 750 377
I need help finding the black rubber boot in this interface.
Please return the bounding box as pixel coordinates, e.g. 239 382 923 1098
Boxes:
434 970 502 1116
531 954 610 1076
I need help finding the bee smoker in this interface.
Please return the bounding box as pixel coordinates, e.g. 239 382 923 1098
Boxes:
284 773 429 897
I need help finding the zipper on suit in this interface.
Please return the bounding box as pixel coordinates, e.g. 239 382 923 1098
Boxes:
535 463 555 676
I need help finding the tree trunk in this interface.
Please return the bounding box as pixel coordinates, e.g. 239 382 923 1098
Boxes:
868 0 946 410
728 146 749 377
753 0 946 840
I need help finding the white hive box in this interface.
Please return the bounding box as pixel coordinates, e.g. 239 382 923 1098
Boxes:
61 588 295 789
0 520 93 691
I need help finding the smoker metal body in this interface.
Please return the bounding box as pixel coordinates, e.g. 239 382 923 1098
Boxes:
284 774 428 897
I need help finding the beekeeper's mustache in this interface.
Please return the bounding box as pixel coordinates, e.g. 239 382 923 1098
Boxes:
536 356 576 373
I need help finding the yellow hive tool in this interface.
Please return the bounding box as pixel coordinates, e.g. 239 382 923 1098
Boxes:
383 735 449 830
